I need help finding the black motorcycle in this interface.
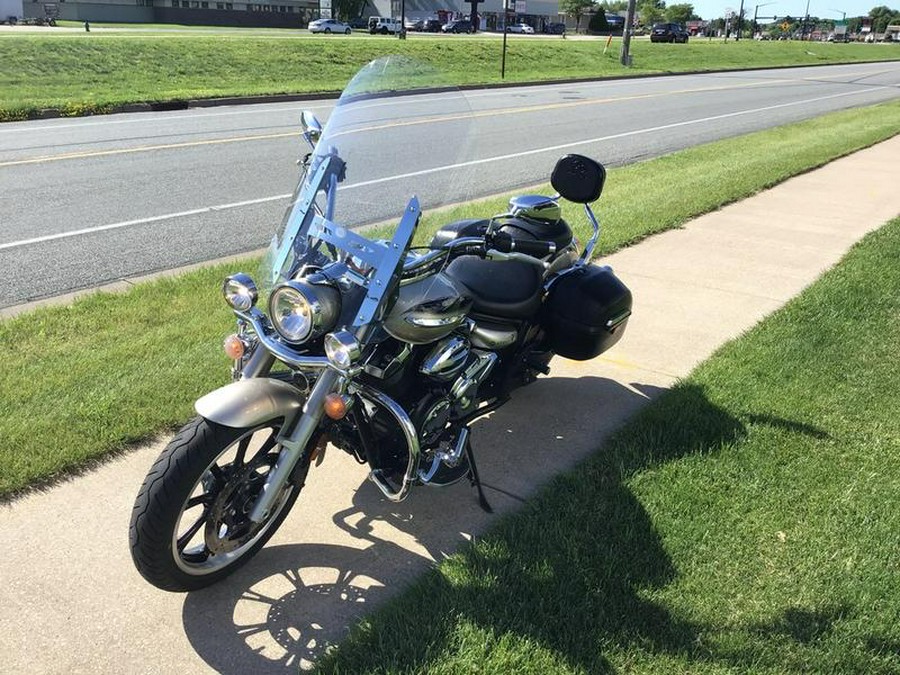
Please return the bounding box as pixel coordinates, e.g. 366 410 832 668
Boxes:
129 57 632 592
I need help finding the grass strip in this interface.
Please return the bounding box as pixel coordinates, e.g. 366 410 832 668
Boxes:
0 100 898 498
1 36 898 120
312 215 900 674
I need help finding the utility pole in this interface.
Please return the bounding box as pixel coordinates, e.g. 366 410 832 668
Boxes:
802 0 810 38
620 0 636 66
753 1 775 36
736 0 745 39
501 0 511 77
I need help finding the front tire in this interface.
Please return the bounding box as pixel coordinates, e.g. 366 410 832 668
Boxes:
129 417 311 592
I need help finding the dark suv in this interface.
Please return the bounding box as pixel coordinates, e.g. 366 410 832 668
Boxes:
442 19 474 33
650 22 689 42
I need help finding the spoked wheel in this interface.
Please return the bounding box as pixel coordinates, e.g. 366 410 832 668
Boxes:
129 416 312 592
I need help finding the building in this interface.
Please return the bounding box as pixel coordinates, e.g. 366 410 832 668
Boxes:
23 0 319 26
367 0 563 32
22 0 571 30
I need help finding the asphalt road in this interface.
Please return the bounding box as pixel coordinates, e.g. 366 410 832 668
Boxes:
1 61 898 308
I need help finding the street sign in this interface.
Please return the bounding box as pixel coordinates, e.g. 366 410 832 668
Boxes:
515 0 526 13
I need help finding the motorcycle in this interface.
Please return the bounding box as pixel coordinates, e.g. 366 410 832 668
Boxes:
129 57 632 592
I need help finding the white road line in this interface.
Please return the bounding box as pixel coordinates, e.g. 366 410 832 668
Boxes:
0 84 889 252
0 194 291 251
0 103 331 135
345 85 890 188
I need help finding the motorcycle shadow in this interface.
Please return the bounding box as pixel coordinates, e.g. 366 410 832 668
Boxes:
179 374 769 673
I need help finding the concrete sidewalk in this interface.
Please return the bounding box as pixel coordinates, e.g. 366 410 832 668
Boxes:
1 136 898 674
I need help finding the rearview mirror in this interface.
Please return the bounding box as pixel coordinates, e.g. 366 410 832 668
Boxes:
300 110 322 146
550 154 606 204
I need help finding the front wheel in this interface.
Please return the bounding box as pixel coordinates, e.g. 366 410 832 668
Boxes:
129 416 312 591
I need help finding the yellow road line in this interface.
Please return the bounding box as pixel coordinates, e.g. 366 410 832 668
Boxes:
0 131 298 168
3 68 891 168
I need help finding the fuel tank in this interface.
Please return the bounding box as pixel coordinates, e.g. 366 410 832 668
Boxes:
383 272 472 344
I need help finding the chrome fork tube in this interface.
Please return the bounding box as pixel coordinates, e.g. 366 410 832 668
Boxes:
240 346 275 379
248 367 340 523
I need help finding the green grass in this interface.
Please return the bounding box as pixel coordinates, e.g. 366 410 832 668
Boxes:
312 215 900 674
0 34 898 119
0 100 898 498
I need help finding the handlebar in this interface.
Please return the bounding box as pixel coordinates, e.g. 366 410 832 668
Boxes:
401 231 555 279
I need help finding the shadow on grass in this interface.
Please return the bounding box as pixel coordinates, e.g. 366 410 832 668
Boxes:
179 377 853 674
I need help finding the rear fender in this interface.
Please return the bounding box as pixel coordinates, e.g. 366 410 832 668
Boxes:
195 378 306 429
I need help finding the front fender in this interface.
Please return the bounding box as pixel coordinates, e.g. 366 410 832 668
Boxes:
195 378 306 429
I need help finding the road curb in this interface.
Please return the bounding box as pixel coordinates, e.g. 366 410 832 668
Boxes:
9 58 900 122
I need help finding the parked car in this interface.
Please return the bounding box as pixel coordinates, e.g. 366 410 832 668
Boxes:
368 16 402 34
543 22 566 34
405 18 424 31
442 19 474 33
347 16 369 29
650 22 689 42
308 18 352 34
507 22 535 33
422 18 443 32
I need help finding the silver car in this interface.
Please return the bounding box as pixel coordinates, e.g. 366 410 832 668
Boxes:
308 18 352 34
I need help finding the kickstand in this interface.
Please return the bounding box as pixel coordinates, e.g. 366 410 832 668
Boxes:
464 438 493 513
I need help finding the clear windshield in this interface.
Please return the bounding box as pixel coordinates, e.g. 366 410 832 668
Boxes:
262 56 479 290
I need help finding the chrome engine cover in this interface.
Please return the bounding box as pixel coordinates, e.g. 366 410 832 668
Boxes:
419 336 470 382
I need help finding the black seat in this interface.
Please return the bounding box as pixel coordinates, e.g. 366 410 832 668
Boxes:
445 256 543 320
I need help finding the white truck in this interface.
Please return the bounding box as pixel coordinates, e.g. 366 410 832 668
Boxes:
1 0 23 24
368 16 402 34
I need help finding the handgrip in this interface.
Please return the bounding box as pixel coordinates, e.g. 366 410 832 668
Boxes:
490 232 556 258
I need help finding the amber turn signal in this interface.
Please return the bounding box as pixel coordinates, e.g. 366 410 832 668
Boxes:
223 334 245 360
324 393 351 420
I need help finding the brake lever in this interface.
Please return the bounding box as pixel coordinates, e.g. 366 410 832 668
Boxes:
485 249 551 270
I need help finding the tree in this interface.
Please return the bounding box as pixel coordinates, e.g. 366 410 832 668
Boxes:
869 5 900 33
333 0 368 20
665 2 695 24
589 9 610 32
560 0 596 31
639 0 665 26
598 0 629 11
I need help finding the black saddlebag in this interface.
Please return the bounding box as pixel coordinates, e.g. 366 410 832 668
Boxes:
543 265 632 361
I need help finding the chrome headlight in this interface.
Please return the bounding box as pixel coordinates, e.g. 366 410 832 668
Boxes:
268 280 340 345
223 273 258 311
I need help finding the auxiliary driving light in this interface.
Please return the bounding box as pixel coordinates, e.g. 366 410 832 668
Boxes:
324 330 361 369
223 273 258 311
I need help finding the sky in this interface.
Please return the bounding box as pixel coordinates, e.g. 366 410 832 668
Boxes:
686 0 895 22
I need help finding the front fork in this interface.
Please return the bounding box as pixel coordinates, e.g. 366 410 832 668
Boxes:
248 367 341 523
